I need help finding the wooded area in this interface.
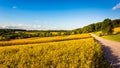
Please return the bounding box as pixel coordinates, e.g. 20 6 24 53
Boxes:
73 18 120 34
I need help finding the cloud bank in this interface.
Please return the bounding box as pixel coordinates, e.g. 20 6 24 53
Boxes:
0 24 60 30
112 3 120 10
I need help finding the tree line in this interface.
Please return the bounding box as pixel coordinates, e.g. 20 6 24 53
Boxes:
0 29 69 41
72 18 120 35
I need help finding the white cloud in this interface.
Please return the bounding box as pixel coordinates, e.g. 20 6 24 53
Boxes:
0 24 61 30
12 6 17 9
112 3 120 10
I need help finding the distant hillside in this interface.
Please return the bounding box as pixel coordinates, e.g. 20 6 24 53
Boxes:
72 18 120 34
26 30 69 32
0 29 26 31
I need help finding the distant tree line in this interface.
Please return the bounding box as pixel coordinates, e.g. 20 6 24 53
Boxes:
27 30 69 32
71 18 120 35
0 29 69 41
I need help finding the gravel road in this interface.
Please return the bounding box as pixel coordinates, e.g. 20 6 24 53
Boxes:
90 34 120 68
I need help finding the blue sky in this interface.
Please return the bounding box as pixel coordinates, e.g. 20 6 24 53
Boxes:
0 0 120 30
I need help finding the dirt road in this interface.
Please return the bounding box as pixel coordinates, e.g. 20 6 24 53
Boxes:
90 34 120 68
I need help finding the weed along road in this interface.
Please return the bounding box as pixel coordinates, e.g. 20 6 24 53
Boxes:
90 34 120 68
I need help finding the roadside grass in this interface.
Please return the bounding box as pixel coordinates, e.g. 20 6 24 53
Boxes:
92 27 120 42
102 34 120 42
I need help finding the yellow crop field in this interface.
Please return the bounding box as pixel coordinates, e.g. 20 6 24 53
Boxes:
0 34 91 46
0 38 109 68
113 27 120 34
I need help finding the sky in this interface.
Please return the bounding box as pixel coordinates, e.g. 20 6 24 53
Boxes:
0 0 120 30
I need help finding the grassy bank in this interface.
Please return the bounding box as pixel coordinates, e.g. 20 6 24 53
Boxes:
102 34 120 42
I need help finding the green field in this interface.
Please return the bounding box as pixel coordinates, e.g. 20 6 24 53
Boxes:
102 34 120 42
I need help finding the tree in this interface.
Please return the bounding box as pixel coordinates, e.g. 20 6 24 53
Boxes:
101 18 113 35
